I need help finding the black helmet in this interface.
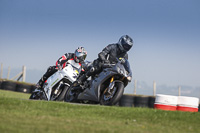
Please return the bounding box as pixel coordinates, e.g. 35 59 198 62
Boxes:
74 47 87 63
118 35 133 52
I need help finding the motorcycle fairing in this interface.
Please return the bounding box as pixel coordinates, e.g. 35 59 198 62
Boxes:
77 68 116 102
44 64 78 100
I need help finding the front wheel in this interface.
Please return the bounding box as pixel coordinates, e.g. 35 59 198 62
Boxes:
56 85 69 101
29 90 46 100
100 81 124 106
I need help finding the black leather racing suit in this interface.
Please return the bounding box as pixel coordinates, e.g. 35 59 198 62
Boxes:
78 43 128 83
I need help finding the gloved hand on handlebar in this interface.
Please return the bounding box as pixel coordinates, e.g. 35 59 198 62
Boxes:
56 64 62 70
119 57 126 64
103 60 110 64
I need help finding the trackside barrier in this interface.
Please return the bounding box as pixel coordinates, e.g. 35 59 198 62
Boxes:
0 79 35 93
119 95 155 108
199 105 200 112
119 95 134 107
134 96 149 108
1 80 17 91
0 80 2 90
0 80 200 112
177 96 199 112
154 94 199 112
154 94 178 111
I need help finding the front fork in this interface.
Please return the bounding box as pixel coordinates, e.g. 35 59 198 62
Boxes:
104 76 115 95
104 76 125 95
54 81 63 95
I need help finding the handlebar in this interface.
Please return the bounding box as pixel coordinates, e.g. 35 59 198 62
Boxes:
102 63 115 68
102 58 126 68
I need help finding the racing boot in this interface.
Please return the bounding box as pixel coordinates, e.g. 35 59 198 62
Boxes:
35 77 46 90
77 66 96 84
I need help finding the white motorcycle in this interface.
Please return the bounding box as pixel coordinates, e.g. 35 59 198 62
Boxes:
29 63 80 101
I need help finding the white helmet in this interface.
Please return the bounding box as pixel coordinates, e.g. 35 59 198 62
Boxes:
74 47 87 63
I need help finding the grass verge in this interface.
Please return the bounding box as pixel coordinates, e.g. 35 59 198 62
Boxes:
0 90 200 133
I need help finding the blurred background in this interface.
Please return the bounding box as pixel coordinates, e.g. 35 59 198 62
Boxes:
0 0 200 97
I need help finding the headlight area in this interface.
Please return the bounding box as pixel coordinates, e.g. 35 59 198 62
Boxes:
117 67 132 82
117 67 125 75
127 76 132 82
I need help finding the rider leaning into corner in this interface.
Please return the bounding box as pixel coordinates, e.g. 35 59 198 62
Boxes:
36 47 88 90
75 35 133 85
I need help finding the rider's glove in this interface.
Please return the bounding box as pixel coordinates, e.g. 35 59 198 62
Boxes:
56 64 62 70
104 60 110 64
119 58 126 64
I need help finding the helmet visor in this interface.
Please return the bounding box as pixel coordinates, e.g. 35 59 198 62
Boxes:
75 51 87 62
123 43 132 51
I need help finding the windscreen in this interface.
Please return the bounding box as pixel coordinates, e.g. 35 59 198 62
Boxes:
123 59 132 77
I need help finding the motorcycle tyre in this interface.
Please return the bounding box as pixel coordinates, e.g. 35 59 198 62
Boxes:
29 91 45 100
56 85 69 101
100 81 124 106
64 85 79 103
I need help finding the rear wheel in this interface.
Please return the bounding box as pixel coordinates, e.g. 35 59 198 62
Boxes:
100 81 124 106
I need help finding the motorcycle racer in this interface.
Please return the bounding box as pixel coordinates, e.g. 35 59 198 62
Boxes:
36 47 87 90
76 35 133 85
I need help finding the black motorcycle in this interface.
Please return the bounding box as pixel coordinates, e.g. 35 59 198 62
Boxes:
64 58 132 105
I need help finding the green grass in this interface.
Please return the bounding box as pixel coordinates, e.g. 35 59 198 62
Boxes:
0 90 200 133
